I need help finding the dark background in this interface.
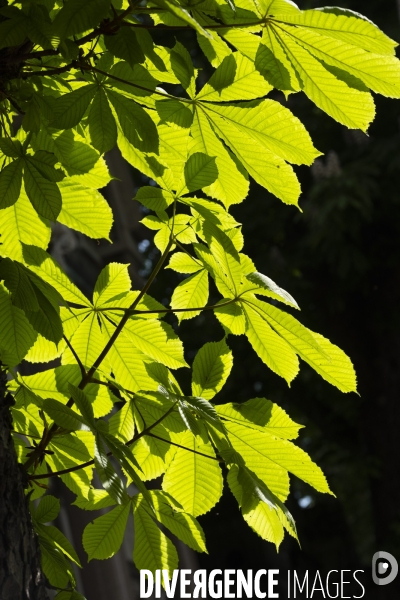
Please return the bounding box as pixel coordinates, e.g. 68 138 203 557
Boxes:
56 1 400 598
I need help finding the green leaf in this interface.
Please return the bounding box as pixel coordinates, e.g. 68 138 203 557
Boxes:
25 291 63 345
190 108 249 208
108 399 136 443
55 591 85 600
108 90 159 154
53 0 112 39
131 429 175 481
192 339 233 400
117 130 174 192
228 464 296 549
170 268 209 322
245 272 300 309
0 159 23 209
124 318 188 369
166 252 203 274
27 151 64 183
93 263 131 307
88 88 118 154
23 160 62 220
150 491 207 553
62 311 105 370
0 137 22 158
197 28 231 68
170 41 196 98
202 104 301 206
51 85 97 130
214 300 247 335
22 245 91 307
242 301 299 384
150 0 211 39
37 522 81 566
43 398 86 432
32 495 60 524
0 13 28 50
179 152 218 195
73 489 115 511
184 395 224 433
208 100 321 166
58 180 113 241
0 258 39 312
297 329 358 394
256 28 301 95
156 98 194 129
0 283 37 366
197 53 272 102
217 397 303 440
279 22 400 99
68 384 96 429
83 502 130 561
94 434 128 504
101 318 160 393
105 28 145 66
277 8 398 56
225 420 332 495
202 221 242 297
0 185 51 263
163 429 223 516
39 536 74 589
133 495 178 577
245 297 357 393
134 186 174 212
270 24 375 131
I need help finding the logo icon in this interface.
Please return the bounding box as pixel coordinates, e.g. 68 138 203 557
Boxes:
372 551 398 586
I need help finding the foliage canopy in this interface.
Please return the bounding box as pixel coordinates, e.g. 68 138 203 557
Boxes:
0 0 398 596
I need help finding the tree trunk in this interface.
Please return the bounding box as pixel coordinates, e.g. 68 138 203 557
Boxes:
0 366 48 600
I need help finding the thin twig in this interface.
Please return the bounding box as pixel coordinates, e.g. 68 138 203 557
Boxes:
63 335 86 378
87 65 188 102
98 297 238 315
147 432 223 462
22 62 76 79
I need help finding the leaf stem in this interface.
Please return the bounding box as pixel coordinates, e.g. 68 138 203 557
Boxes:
63 335 86 378
98 297 238 315
147 432 223 462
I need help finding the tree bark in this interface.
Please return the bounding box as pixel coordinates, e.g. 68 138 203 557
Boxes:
0 366 48 600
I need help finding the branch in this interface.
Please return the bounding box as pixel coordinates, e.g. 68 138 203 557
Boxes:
22 61 77 79
29 401 178 480
25 200 178 471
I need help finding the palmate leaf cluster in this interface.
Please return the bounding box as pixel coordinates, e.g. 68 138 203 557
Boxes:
0 0 398 596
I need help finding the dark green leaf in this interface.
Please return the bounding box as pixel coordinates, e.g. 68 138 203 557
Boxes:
32 495 60 524
43 399 86 431
53 0 112 39
0 160 23 209
88 88 117 154
51 84 97 130
107 90 159 153
27 151 65 182
23 160 62 220
68 384 95 428
105 28 145 67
